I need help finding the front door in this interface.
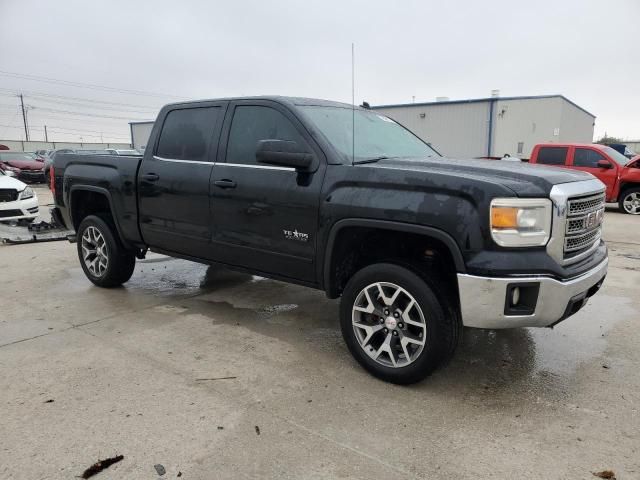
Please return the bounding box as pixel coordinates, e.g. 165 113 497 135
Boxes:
570 147 618 199
138 102 226 258
209 101 325 283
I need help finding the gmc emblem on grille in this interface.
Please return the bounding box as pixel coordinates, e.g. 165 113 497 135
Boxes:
587 209 603 229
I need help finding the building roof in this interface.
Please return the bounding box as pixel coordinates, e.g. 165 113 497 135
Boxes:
371 94 595 118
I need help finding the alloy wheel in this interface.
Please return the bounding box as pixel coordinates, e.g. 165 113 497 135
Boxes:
623 192 640 215
352 282 427 368
81 226 109 277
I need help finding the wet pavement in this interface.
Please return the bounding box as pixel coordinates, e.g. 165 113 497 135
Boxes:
0 196 639 479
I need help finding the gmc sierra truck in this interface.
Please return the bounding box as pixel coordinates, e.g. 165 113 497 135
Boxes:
51 96 608 384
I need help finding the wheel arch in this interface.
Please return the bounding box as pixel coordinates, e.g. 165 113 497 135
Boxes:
69 185 131 249
322 218 466 298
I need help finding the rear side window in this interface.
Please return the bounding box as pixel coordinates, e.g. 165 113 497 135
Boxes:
156 107 220 161
226 106 306 166
573 148 605 168
536 147 568 165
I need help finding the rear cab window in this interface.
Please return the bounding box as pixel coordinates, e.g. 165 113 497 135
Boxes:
536 147 568 165
156 107 221 162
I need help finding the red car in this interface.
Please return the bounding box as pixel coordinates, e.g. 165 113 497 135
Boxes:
0 152 46 183
529 143 640 215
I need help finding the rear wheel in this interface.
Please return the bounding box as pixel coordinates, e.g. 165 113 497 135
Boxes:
340 263 460 384
77 215 136 287
619 187 640 215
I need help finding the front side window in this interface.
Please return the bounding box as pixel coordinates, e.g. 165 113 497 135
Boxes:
537 147 567 165
301 106 438 163
156 107 220 162
226 106 306 166
573 148 605 168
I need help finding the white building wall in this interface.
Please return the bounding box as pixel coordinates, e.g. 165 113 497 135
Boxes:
130 122 154 151
559 101 595 144
624 141 640 154
491 97 564 158
373 102 490 158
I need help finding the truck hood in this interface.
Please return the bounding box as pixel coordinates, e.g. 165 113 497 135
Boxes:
363 157 594 197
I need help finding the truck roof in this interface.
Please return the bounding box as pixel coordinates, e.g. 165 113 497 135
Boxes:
162 96 359 110
536 143 608 149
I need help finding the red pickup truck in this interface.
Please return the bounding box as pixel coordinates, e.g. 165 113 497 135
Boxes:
530 143 640 215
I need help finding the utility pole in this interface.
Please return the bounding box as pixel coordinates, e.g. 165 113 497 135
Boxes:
19 94 29 141
44 125 49 142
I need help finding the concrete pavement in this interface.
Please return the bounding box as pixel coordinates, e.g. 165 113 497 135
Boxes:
0 190 639 479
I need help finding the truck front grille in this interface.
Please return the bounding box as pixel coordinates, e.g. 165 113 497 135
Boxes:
564 193 605 259
0 189 18 202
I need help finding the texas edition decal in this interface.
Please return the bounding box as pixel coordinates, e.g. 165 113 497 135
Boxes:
283 229 309 242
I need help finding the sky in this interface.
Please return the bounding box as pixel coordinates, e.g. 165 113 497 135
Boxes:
0 0 638 144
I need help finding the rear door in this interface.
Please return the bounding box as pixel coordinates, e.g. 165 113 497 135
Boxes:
569 147 618 198
209 100 326 283
138 102 227 258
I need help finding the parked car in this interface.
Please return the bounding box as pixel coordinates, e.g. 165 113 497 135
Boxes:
0 168 39 223
530 143 640 215
606 143 637 159
43 149 75 184
52 96 608 384
0 152 46 183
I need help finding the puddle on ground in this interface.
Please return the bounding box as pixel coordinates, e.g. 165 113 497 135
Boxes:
62 253 637 398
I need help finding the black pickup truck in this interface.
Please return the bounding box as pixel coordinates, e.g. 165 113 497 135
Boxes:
51 96 608 384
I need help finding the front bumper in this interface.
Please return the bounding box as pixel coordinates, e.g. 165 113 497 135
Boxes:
457 257 608 329
18 171 46 183
0 196 39 221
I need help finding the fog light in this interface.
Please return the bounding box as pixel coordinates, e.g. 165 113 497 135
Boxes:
504 283 540 316
512 287 520 306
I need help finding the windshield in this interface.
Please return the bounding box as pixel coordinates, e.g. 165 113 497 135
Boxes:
301 106 439 163
603 146 632 166
0 152 37 161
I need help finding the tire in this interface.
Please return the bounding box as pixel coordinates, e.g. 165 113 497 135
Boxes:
340 263 460 384
619 187 640 215
77 215 136 288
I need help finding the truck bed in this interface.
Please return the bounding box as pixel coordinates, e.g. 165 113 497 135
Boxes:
53 153 143 246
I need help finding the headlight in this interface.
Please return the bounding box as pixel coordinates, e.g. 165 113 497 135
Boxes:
490 198 552 247
19 187 34 200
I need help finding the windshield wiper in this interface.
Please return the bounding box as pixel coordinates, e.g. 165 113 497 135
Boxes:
353 156 390 165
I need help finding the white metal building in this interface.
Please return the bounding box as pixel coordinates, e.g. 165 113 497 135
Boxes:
129 121 155 151
372 95 595 159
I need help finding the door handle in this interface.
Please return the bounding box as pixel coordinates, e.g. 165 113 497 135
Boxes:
214 179 237 189
142 173 159 182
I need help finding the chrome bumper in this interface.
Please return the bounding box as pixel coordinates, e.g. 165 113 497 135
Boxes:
457 257 608 329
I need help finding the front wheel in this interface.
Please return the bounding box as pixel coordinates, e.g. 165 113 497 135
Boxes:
77 215 136 287
340 263 460 384
619 187 640 215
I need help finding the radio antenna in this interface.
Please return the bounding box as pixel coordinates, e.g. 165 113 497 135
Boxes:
351 42 355 166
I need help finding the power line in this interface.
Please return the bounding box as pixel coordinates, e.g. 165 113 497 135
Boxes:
0 87 165 110
0 70 186 99
0 92 159 114
0 103 149 121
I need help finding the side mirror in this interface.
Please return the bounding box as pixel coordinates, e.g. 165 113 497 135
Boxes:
256 140 313 170
597 159 614 169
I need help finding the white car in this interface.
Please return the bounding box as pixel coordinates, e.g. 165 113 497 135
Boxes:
0 169 39 222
